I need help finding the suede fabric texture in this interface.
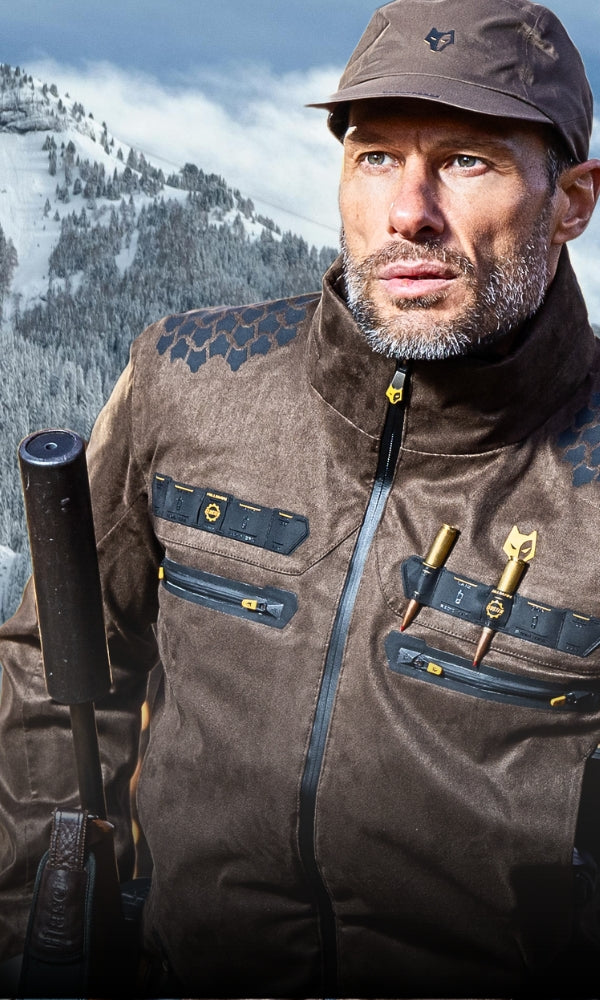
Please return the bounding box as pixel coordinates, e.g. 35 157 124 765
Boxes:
1 249 600 996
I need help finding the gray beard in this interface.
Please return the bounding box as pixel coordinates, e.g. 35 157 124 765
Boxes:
341 214 553 361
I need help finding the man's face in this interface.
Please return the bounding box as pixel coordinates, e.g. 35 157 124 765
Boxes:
339 101 563 360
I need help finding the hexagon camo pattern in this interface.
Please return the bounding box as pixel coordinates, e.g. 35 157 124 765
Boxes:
156 293 319 374
558 391 600 486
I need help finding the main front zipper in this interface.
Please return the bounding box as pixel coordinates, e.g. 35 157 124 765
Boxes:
298 364 409 995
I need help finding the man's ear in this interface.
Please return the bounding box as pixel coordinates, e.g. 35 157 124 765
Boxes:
552 159 600 246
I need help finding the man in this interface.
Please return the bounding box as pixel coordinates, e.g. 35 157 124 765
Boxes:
1 0 600 995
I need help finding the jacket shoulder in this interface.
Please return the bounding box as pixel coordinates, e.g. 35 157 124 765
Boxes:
556 360 600 490
133 292 320 375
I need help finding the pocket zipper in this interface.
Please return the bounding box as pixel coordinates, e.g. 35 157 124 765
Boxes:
159 558 297 628
386 634 600 711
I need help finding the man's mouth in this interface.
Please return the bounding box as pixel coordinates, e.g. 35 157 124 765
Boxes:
377 261 459 299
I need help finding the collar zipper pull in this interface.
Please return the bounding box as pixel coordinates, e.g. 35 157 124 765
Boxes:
386 366 408 405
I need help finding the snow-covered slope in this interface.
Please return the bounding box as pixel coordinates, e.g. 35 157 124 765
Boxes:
0 63 296 321
0 62 337 623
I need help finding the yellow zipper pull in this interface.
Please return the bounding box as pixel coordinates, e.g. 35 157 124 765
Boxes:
386 368 407 405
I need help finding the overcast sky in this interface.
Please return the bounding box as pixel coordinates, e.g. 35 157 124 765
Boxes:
2 1 600 313
5 2 599 90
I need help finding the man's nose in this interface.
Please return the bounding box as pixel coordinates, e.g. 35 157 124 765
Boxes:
387 162 445 240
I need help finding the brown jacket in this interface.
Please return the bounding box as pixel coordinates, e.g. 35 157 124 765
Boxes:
1 250 600 997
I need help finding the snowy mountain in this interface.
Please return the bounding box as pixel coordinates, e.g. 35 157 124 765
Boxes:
0 63 331 321
0 63 336 621
0 66 158 315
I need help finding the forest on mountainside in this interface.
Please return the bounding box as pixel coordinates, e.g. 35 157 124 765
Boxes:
0 159 336 621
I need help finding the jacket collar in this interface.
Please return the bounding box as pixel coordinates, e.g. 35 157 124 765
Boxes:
308 249 597 454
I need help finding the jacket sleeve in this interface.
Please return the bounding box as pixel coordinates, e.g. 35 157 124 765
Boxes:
0 340 163 960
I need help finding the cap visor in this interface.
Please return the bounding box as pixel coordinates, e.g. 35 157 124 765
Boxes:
308 73 554 128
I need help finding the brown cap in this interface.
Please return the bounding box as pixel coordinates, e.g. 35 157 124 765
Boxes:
309 0 593 161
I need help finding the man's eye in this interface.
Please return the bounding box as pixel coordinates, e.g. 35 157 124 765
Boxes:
363 151 391 167
454 155 483 169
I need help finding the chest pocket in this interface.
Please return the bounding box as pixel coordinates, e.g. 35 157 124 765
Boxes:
149 464 368 580
386 633 600 712
159 557 297 629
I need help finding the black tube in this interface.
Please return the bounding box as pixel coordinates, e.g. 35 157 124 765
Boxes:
69 702 107 819
18 429 111 816
18 429 112 704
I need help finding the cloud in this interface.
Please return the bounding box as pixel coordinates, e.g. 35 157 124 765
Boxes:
26 57 343 249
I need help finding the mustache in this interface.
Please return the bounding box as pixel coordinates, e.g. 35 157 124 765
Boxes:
341 235 475 279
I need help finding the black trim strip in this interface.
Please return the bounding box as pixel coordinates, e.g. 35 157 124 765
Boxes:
160 558 297 629
298 366 409 995
153 474 309 555
401 556 600 658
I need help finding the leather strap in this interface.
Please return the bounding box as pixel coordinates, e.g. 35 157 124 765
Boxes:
19 809 94 997
18 807 128 998
48 807 87 870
